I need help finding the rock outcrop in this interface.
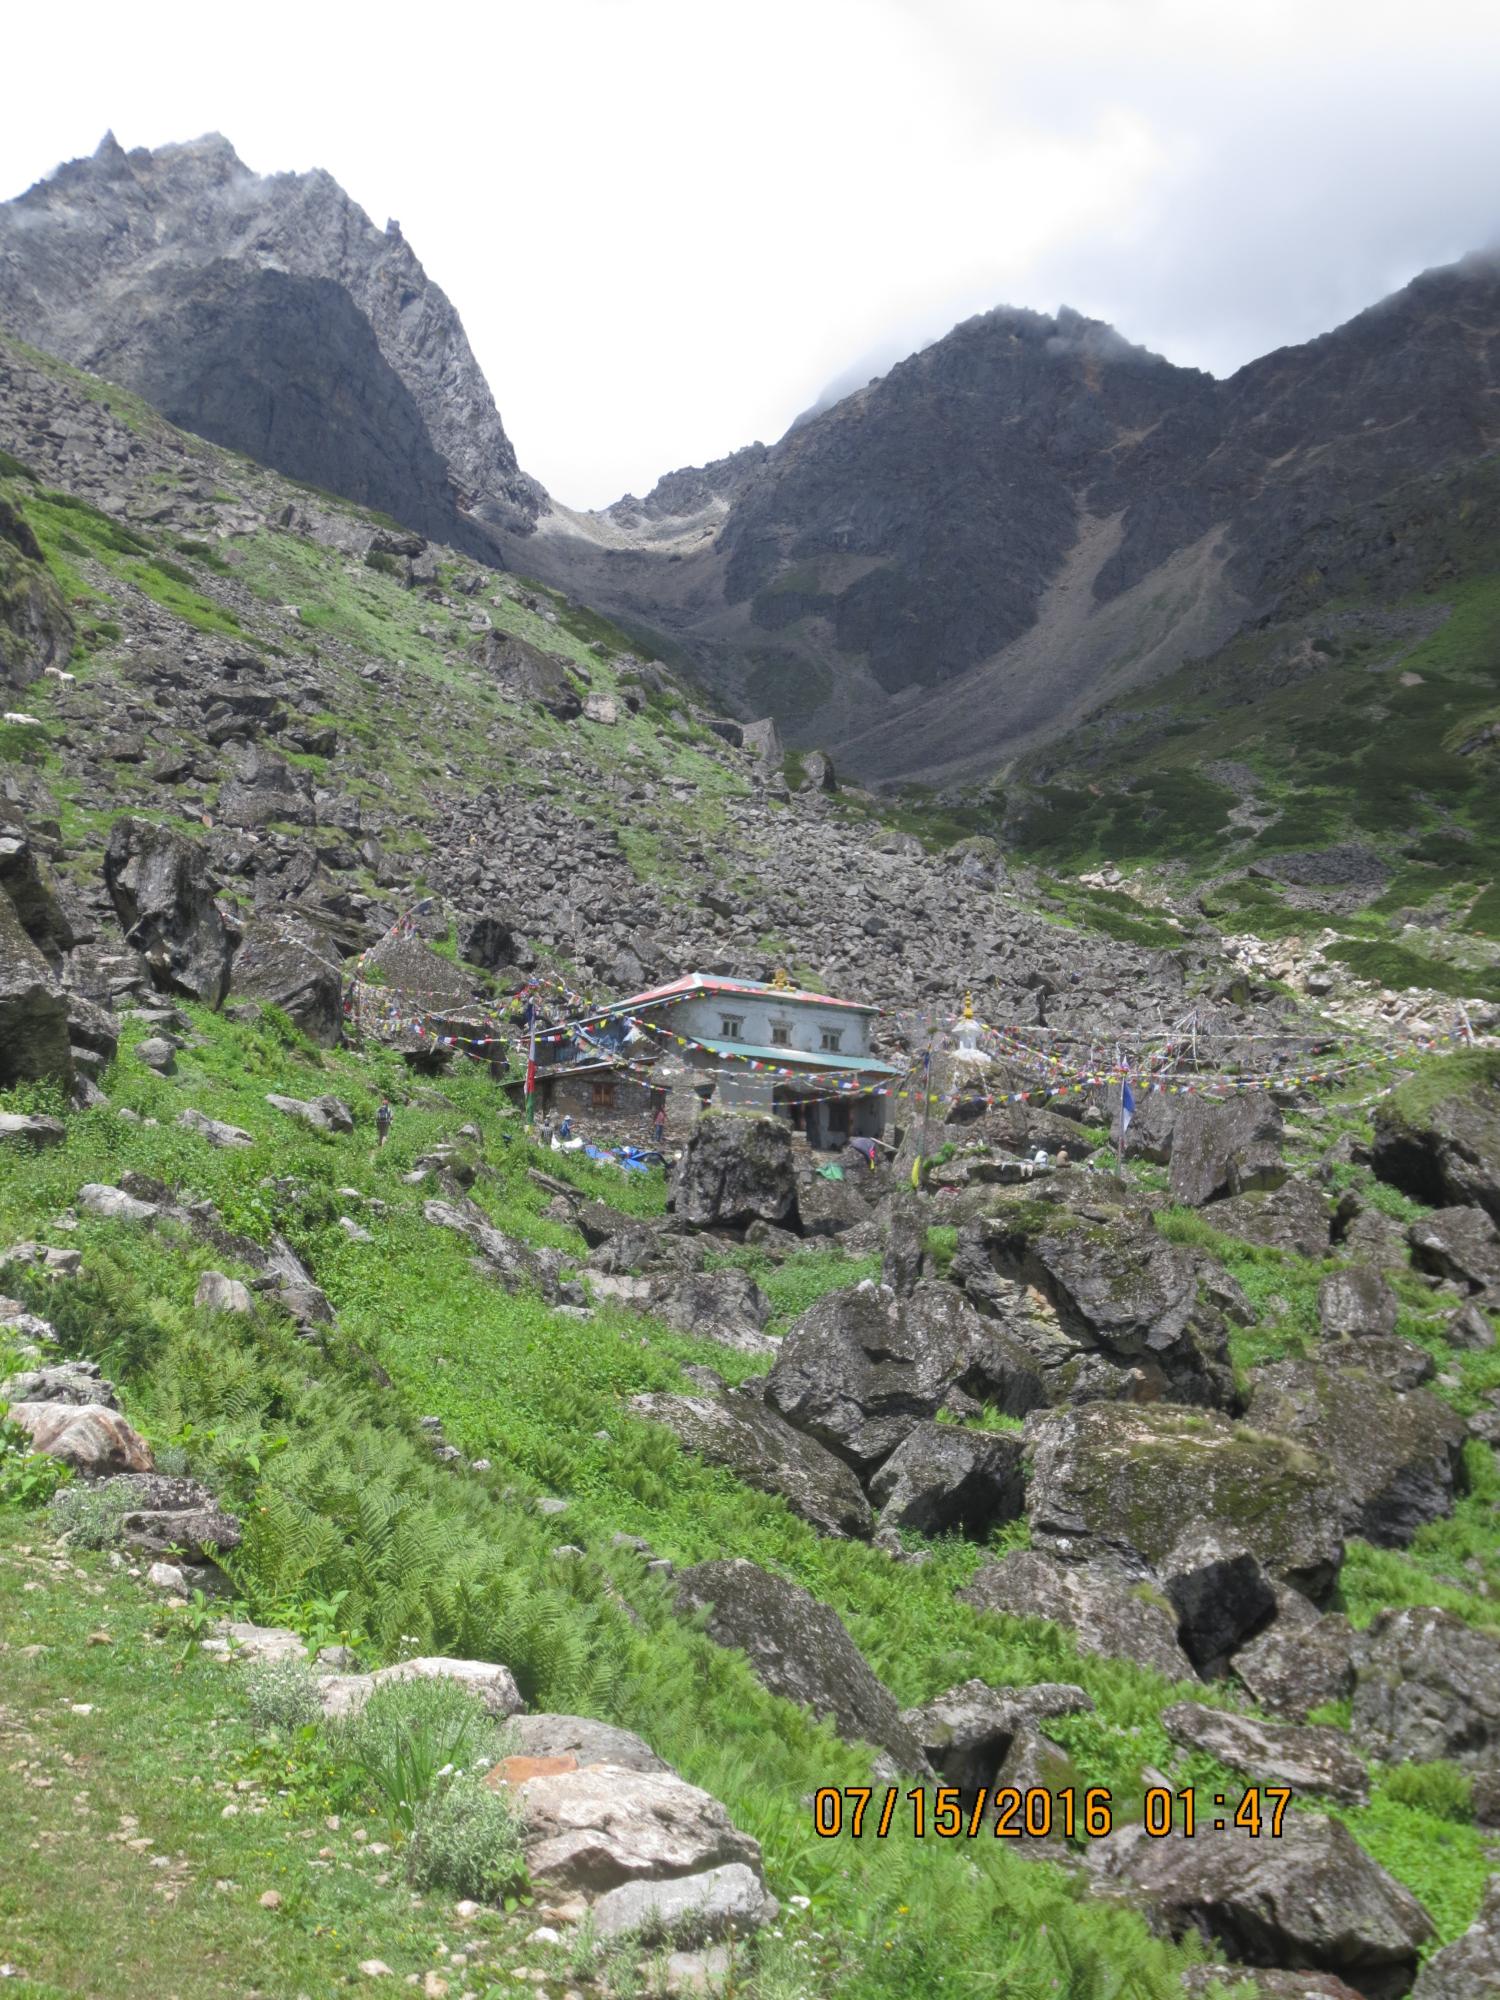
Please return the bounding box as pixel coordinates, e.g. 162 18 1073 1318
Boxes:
764 1280 1040 1477
1086 1816 1432 2000
676 1558 929 1772
671 1114 799 1232
103 818 232 1006
1022 1402 1344 1601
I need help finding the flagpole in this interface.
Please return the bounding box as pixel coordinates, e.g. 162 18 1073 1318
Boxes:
524 1003 537 1127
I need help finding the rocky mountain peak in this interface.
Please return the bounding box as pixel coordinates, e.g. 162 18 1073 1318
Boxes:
0 134 546 550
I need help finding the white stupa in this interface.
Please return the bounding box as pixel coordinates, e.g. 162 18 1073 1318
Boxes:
951 993 990 1066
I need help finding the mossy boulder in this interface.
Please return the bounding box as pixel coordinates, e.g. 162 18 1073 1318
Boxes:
765 1279 1044 1477
1246 1358 1466 1547
1023 1402 1344 1602
1168 1091 1286 1206
952 1175 1236 1408
1210 1177 1334 1259
1373 1050 1500 1223
671 1113 799 1233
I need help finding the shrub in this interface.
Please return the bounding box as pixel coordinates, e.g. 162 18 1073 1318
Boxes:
336 1676 491 1832
405 1770 525 1900
1380 1761 1474 1823
50 1480 134 1548
243 1655 321 1734
0 1417 69 1509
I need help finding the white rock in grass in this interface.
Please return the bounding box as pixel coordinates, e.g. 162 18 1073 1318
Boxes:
212 1621 309 1664
318 1657 523 1722
7 1401 154 1474
590 1862 778 1942
177 1109 254 1149
195 1271 253 1314
77 1184 159 1223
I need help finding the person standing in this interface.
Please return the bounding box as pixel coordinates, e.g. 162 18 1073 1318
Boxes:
652 1101 666 1148
376 1096 393 1149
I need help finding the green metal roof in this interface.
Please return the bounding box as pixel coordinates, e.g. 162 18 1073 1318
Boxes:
695 1038 904 1076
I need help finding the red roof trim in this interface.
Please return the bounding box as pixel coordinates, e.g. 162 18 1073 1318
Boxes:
605 973 877 1015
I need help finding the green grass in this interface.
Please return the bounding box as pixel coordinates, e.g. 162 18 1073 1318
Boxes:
0 1512 538 1998
4 1015 1496 1992
0 1007 1251 1998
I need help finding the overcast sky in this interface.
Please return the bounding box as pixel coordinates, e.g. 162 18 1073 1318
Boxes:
5 0 1500 507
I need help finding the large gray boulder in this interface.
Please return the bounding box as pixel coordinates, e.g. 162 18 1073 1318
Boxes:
176 1109 254 1150
0 1111 65 1149
675 1558 929 1772
900 1677 1092 1796
630 1390 873 1539
507 1762 763 1897
1231 1608 1356 1721
950 1178 1235 1408
103 818 232 1006
958 1547 1196 1680
588 1861 777 1945
319 1656 523 1722
645 1268 775 1355
0 891 73 1088
423 1198 560 1297
1085 1815 1431 2000
0 822 74 965
216 740 316 829
478 632 583 720
1411 1874 1500 1998
1407 1205 1500 1294
671 1114 799 1232
868 1422 1025 1539
1246 1359 1466 1547
1168 1093 1286 1207
1161 1702 1369 1804
1 1359 114 1408
764 1279 1042 1478
1351 1606 1500 1765
266 1091 354 1135
230 915 343 1044
1159 1528 1277 1676
1023 1403 1344 1602
1210 1179 1333 1260
502 1714 668 1774
1317 1266 1399 1341
1373 1058 1500 1222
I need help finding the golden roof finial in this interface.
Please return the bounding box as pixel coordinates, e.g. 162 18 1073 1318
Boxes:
962 991 974 1020
771 966 790 990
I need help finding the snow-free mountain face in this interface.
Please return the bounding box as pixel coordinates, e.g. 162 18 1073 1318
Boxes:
6 134 1498 785
0 132 544 553
520 257 1500 783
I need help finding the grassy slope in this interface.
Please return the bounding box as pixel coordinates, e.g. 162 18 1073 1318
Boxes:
0 342 749 970
2 1015 1497 1993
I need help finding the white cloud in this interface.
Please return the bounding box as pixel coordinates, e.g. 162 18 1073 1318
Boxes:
3 0 1498 505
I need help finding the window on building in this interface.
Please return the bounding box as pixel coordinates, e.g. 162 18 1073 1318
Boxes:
820 1028 842 1052
720 1015 744 1040
591 1079 616 1110
771 1024 791 1047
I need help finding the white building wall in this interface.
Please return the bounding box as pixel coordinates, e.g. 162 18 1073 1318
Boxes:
656 993 872 1059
